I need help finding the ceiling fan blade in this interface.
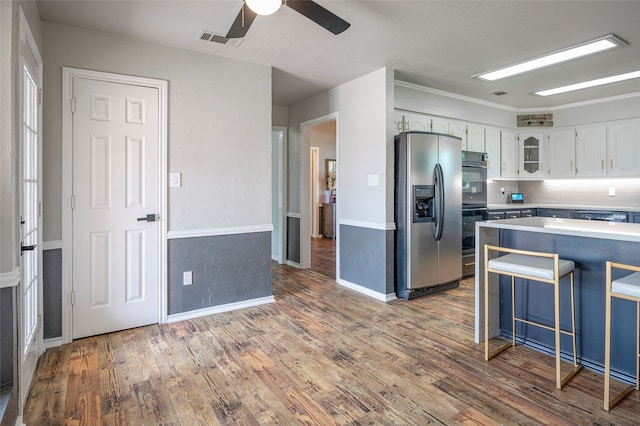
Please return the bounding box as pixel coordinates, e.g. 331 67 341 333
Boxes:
225 4 258 38
286 1 350 35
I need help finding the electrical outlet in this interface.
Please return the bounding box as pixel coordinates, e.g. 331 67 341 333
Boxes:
500 187 505 196
609 187 616 197
183 271 193 285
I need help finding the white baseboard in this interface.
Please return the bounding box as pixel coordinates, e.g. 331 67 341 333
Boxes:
43 240 63 250
336 278 397 302
286 260 301 268
43 337 63 350
166 296 276 323
15 416 25 426
167 224 273 240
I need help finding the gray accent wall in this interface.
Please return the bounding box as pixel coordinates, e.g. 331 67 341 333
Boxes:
168 232 272 315
0 288 14 387
340 225 394 295
43 249 62 339
287 217 300 264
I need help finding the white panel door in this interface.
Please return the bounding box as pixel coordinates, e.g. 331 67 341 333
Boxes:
501 130 518 179
485 127 501 178
466 124 485 152
72 77 160 339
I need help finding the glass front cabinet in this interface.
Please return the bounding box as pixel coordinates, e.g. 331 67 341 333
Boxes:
518 132 544 179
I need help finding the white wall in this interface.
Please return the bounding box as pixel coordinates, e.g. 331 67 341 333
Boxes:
394 81 517 129
272 105 288 127
550 95 640 127
288 67 392 225
41 23 272 239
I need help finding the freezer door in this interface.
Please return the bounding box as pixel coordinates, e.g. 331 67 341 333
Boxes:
408 133 439 289
437 134 463 284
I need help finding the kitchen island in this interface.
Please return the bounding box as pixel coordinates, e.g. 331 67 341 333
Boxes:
475 217 640 383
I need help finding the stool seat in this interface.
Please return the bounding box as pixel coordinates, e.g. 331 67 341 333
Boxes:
488 253 575 281
612 272 640 298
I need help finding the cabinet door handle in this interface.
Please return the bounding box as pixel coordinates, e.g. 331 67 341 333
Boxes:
610 159 614 169
569 161 573 172
601 159 604 170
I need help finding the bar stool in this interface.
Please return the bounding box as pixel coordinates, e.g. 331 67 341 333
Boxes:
484 245 582 389
604 261 640 411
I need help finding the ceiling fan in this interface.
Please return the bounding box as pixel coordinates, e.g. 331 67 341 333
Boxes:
226 0 351 39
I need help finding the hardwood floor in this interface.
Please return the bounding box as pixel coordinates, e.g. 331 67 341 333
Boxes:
24 267 639 425
310 237 335 279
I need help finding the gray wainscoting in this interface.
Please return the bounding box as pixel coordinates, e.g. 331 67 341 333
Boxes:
287 217 300 264
43 249 63 339
339 225 394 295
0 287 14 387
168 231 272 315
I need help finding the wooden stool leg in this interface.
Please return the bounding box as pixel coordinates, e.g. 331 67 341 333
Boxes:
555 272 562 389
484 244 490 361
604 262 613 410
570 271 577 366
636 300 639 391
512 275 516 347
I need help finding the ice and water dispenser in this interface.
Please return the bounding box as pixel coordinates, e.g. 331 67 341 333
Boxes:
412 185 435 222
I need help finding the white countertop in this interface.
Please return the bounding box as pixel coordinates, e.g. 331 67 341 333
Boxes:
487 203 640 212
477 217 640 242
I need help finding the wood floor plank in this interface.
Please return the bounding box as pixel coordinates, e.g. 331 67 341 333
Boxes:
23 265 640 425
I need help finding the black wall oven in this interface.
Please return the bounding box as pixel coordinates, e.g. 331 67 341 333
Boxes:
461 151 488 277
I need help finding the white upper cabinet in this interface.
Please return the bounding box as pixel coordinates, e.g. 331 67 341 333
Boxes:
501 130 518 179
575 125 606 177
431 117 449 134
485 127 501 178
518 132 544 179
546 129 575 178
607 120 640 177
466 124 485 152
448 120 467 149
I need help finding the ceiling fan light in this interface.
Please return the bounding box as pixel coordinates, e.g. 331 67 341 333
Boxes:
245 0 282 16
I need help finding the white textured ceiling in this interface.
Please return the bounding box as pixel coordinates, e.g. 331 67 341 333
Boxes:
36 0 640 108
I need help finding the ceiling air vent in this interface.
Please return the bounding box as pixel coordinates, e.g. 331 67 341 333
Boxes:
490 90 508 96
198 30 244 47
517 113 553 127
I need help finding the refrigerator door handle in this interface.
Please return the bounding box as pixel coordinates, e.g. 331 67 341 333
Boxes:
434 163 445 241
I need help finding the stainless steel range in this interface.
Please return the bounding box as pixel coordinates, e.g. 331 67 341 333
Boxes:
461 151 488 277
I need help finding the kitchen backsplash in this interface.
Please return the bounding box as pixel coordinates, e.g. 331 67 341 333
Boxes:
488 179 640 208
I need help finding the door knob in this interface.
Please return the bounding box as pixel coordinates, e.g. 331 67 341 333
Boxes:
137 214 158 222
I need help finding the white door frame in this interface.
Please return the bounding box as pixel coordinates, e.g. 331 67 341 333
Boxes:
61 68 168 344
271 126 287 264
299 112 339 278
310 147 320 238
18 5 43 413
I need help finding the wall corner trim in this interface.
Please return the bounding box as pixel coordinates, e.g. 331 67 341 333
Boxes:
43 337 64 350
166 295 276 323
0 267 20 289
340 219 396 231
286 261 301 268
167 224 273 240
43 240 63 250
337 278 397 302
287 212 301 219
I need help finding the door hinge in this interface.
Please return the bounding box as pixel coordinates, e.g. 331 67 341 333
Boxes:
71 97 76 113
71 195 75 209
38 313 43 329
38 88 43 106
71 291 75 306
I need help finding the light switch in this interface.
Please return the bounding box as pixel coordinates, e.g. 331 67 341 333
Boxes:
183 271 192 286
609 187 616 196
170 172 182 188
367 174 379 187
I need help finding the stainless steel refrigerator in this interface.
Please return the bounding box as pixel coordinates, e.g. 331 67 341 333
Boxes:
394 131 462 299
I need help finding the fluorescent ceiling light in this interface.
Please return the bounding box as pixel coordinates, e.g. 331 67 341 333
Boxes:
474 34 627 81
534 70 640 96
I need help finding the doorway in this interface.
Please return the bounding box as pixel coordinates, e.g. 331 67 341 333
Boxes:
18 8 43 412
304 118 337 279
61 68 168 342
